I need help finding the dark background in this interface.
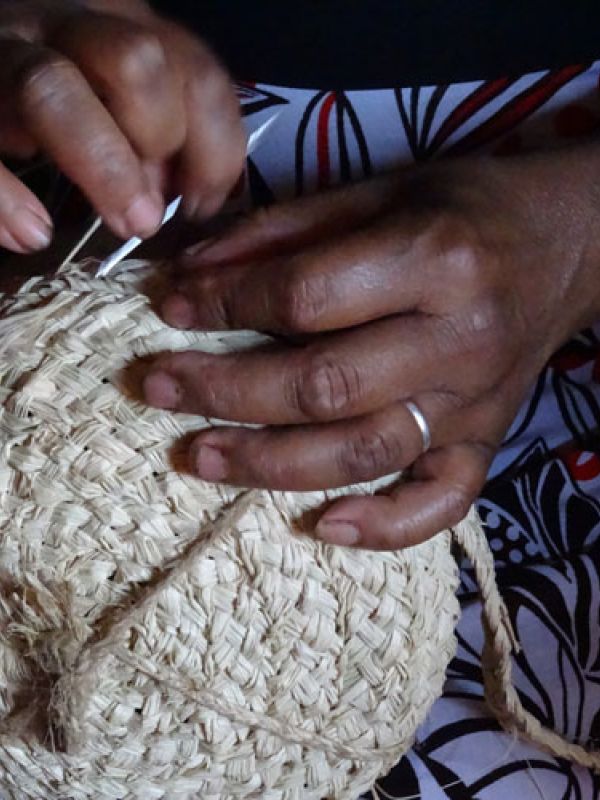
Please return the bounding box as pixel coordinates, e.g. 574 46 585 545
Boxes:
152 1 600 88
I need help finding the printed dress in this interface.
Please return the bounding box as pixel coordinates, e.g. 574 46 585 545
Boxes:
236 65 600 800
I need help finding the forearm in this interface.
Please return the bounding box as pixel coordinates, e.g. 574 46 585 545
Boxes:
481 135 600 336
537 136 600 331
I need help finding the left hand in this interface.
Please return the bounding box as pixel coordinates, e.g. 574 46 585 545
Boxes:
143 143 600 550
0 0 244 252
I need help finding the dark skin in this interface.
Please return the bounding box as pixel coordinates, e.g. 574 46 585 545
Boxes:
1 1 598 551
143 142 600 549
0 0 244 252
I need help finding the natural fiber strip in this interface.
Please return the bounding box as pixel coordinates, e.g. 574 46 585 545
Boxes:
0 261 593 800
454 520 600 770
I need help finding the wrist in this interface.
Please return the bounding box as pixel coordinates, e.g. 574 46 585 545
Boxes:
559 138 600 329
516 138 600 334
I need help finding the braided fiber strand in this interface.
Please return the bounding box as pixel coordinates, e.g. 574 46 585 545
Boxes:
0 261 596 799
0 260 595 798
454 522 600 770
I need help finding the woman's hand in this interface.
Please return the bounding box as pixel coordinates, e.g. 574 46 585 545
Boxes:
0 0 244 253
144 143 600 550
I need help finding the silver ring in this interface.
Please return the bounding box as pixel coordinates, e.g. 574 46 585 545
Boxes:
405 400 432 453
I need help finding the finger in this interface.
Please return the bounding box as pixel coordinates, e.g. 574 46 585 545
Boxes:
142 159 170 199
7 39 163 238
161 226 427 333
180 174 402 267
175 41 246 219
314 443 492 550
0 162 52 252
162 215 435 334
51 13 186 160
143 315 465 425
186 402 431 490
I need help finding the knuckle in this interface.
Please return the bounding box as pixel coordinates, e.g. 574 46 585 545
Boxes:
188 272 234 328
18 53 79 113
188 60 233 106
469 293 513 361
444 243 482 293
438 302 500 357
110 31 166 89
430 213 485 292
338 429 400 483
292 355 361 420
434 291 512 380
89 137 136 188
447 293 513 376
276 271 329 333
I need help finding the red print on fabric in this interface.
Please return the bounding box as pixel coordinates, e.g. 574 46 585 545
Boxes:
561 449 600 482
317 92 337 189
550 347 596 374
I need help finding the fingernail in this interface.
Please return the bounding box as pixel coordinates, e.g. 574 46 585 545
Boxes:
192 443 228 481
123 193 163 238
143 371 181 410
28 202 52 227
0 227 29 254
161 293 195 329
181 193 202 220
182 193 224 222
12 208 53 251
315 520 361 547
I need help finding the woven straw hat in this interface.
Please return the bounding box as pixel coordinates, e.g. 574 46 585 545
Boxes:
0 263 595 800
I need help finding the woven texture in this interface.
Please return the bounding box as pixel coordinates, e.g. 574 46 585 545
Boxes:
0 262 473 800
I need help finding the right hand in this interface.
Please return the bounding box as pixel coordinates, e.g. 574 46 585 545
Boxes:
147 142 600 550
0 0 245 253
